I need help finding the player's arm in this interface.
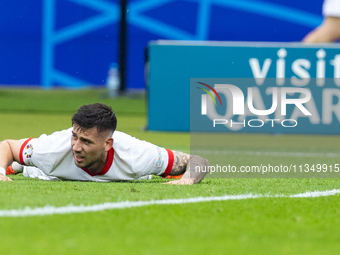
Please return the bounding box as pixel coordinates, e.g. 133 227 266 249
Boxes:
303 17 340 43
0 139 26 181
164 151 209 185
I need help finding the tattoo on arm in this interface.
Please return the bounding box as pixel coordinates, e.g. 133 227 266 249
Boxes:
169 151 210 184
170 151 190 176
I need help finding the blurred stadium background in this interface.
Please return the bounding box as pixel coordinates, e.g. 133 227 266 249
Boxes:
0 0 324 90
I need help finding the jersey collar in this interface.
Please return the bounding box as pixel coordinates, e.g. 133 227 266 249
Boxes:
81 148 114 176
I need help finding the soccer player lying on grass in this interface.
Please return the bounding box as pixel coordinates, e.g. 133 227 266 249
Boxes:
0 103 209 184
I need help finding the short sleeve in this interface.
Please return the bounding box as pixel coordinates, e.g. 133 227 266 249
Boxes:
160 149 174 177
111 131 174 178
130 144 174 177
19 128 73 173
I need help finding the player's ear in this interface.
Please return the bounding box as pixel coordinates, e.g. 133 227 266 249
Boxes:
104 137 113 151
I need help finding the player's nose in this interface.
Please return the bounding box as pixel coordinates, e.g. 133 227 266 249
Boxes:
72 140 82 152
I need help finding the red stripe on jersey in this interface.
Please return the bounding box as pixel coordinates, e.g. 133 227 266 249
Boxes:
81 147 114 176
161 149 174 177
19 138 34 165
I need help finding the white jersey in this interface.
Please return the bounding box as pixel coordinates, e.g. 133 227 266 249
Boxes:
323 0 340 17
19 128 174 182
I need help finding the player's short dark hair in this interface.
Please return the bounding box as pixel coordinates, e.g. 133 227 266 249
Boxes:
72 103 117 133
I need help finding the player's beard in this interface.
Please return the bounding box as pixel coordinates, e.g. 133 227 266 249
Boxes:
74 150 106 170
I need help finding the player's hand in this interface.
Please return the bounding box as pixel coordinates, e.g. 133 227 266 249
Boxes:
0 174 12 182
163 178 195 185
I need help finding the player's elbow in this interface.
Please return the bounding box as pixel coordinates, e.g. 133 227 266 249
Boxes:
190 155 210 167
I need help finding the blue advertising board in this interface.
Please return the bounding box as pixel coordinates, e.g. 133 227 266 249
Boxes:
147 41 340 134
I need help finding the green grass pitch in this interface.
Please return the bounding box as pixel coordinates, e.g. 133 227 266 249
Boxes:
1 88 340 255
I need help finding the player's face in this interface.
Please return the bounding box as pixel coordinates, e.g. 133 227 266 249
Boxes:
71 124 112 172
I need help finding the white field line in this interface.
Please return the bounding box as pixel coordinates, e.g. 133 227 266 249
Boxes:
192 150 340 158
0 189 339 217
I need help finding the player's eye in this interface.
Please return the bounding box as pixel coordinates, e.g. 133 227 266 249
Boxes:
82 139 92 145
